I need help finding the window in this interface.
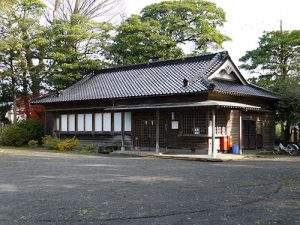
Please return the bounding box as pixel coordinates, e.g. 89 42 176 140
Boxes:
182 111 207 135
124 112 131 131
95 113 103 132
68 114 75 131
114 113 122 132
103 113 111 131
85 114 93 131
61 114 68 131
77 114 84 131
55 118 60 130
208 111 227 135
215 111 227 135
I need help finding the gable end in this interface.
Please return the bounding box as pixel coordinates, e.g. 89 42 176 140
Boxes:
208 59 247 85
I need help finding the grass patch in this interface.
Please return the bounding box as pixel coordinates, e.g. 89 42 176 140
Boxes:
281 179 300 187
0 145 96 155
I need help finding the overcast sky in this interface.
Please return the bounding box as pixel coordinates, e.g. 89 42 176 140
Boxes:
124 0 300 78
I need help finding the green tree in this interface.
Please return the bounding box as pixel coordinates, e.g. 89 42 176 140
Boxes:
273 77 300 140
110 0 230 65
0 0 46 122
240 30 300 140
240 30 300 83
45 14 113 90
110 15 183 65
0 81 13 123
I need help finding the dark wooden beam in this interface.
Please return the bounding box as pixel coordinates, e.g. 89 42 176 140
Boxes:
239 110 243 154
156 111 160 153
121 112 125 151
212 109 216 157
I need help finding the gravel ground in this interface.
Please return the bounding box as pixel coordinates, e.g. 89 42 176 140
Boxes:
0 149 299 225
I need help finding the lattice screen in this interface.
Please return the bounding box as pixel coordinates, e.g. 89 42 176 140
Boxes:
182 111 207 135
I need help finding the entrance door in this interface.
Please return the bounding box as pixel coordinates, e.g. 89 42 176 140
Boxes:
133 112 167 148
243 120 256 149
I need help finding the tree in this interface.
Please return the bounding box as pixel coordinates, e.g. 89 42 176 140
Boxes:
240 30 300 140
240 30 300 83
109 15 183 65
109 0 230 65
0 81 13 124
272 77 300 141
46 0 124 23
45 13 113 90
36 0 119 90
0 0 46 122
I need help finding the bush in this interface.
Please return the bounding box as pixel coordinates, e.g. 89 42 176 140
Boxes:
28 140 39 148
57 137 80 151
0 119 44 146
18 120 44 142
42 135 61 150
97 145 118 154
0 124 27 146
81 144 97 151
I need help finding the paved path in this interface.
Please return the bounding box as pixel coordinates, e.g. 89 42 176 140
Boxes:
0 149 299 225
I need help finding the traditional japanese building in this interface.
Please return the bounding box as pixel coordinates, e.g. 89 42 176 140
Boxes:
31 51 277 155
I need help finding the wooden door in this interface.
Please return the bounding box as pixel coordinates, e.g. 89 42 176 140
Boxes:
133 112 167 148
243 120 256 149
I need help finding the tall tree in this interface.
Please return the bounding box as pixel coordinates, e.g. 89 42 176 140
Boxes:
109 0 230 65
45 14 113 90
240 30 300 140
37 0 121 91
240 30 300 84
45 0 123 23
272 77 300 141
110 15 183 65
0 0 46 122
0 80 14 124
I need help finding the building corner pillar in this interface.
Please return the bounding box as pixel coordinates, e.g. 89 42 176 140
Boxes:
156 111 160 153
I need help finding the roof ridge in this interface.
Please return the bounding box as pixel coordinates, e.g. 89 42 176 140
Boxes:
93 52 224 75
187 51 228 86
61 72 94 94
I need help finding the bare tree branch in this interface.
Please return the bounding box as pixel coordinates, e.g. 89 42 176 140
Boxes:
44 0 124 24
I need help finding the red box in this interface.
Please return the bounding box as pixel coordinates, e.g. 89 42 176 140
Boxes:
220 136 232 151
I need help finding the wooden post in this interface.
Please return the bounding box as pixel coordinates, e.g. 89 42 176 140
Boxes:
156 111 160 153
121 112 125 151
44 111 48 135
239 110 243 155
212 109 216 158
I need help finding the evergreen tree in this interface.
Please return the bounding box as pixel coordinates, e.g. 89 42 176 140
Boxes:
109 0 230 65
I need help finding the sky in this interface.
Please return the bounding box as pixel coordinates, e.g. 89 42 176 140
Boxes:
124 0 300 78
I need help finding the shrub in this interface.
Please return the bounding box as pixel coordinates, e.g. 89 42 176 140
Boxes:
0 119 44 146
57 137 80 151
98 145 118 154
0 124 27 146
18 120 44 142
81 144 97 151
28 140 39 148
42 135 61 150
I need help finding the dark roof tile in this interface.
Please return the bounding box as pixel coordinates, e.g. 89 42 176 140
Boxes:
31 51 277 104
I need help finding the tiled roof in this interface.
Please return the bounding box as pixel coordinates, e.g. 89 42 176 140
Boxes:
31 51 277 104
213 80 277 99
